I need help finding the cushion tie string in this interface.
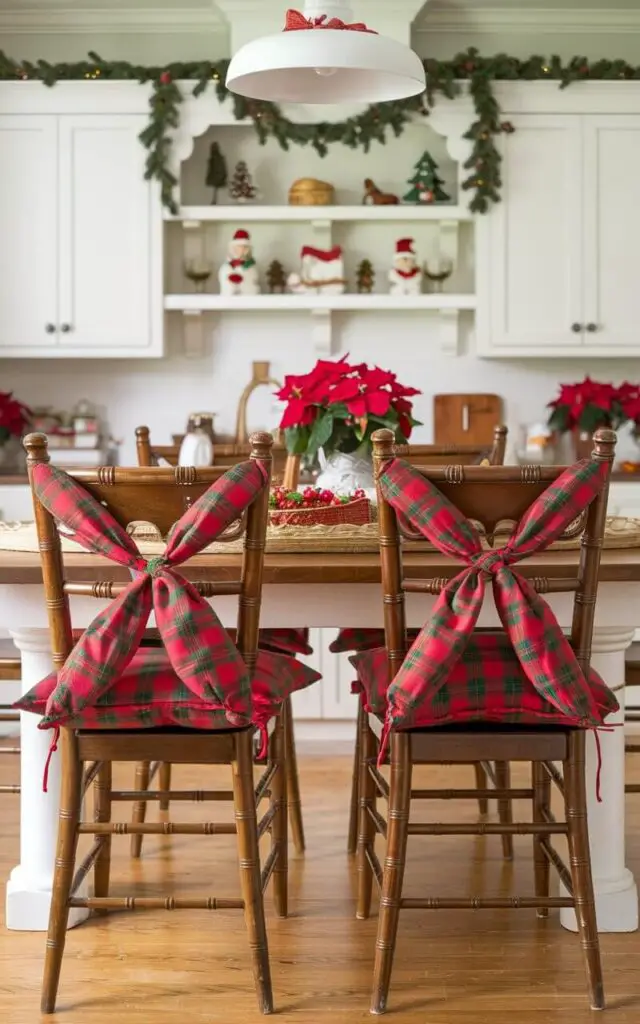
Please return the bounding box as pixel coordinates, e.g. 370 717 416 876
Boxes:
42 726 60 793
257 723 269 761
377 715 392 769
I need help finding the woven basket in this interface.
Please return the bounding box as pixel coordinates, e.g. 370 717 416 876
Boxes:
288 177 335 206
269 496 373 528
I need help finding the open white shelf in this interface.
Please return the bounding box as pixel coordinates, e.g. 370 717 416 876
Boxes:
167 204 473 224
164 293 476 312
164 292 474 357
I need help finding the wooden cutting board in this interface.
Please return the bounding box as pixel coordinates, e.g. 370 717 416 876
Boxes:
433 394 503 446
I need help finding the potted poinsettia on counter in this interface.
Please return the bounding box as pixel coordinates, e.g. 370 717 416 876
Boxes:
0 390 31 472
276 356 421 493
547 376 627 460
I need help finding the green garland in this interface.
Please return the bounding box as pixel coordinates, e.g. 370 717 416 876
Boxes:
1 47 639 215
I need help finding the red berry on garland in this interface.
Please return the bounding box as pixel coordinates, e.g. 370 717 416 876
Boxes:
580 65 589 75
160 71 172 85
465 61 475 73
500 121 514 134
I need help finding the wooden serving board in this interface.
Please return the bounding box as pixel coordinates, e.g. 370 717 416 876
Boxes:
434 393 503 446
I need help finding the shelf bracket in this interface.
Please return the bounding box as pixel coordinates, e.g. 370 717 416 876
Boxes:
310 309 332 355
181 310 206 358
438 308 460 355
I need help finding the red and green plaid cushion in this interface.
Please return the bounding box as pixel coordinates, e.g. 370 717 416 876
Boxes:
257 628 312 656
350 633 619 728
31 460 268 726
330 628 419 654
378 457 611 730
16 647 321 731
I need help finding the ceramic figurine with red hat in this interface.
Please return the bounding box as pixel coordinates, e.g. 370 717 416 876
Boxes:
218 228 260 296
388 238 423 296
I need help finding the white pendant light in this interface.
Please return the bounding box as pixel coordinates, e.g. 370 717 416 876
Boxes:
226 3 426 105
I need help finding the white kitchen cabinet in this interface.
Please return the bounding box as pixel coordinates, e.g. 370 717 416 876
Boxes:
57 115 161 355
0 88 163 358
477 114 584 355
582 115 640 353
0 116 58 354
476 94 640 358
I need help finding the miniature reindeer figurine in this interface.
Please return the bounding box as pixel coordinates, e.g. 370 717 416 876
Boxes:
362 178 400 206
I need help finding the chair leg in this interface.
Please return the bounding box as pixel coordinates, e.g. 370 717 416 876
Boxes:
41 732 82 1015
271 711 288 917
348 699 364 855
474 761 489 815
371 732 411 1016
158 762 172 812
494 761 513 861
564 731 604 1011
532 760 551 916
93 761 112 902
130 760 151 858
232 729 273 1015
356 707 376 921
283 697 305 854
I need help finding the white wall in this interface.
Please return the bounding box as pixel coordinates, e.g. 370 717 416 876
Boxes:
2 18 639 464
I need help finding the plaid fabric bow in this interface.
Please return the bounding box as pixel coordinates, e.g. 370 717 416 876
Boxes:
378 457 610 730
31 460 267 726
284 9 377 33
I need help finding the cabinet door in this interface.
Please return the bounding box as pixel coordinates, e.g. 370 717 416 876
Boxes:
477 114 583 356
0 116 58 353
583 115 640 353
58 115 162 356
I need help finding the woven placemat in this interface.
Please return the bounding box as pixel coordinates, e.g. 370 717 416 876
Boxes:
1 516 640 556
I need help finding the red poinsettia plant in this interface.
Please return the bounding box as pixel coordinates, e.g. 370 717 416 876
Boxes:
547 377 627 433
0 390 31 446
276 356 421 458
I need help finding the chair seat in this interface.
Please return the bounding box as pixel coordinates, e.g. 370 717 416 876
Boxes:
15 646 320 731
350 632 618 729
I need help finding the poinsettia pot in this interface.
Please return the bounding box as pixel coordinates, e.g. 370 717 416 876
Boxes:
315 446 375 495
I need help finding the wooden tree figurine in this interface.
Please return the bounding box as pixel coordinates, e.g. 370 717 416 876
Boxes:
205 142 228 204
229 160 258 202
356 258 375 294
266 260 287 294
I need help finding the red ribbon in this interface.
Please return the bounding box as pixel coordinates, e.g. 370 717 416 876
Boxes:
284 9 377 34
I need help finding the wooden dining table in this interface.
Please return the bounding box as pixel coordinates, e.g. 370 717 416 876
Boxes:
1 546 639 937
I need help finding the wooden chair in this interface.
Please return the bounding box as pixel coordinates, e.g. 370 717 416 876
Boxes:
133 425 307 855
346 425 510 856
0 639 21 795
355 427 615 1014
25 431 286 1015
135 424 290 483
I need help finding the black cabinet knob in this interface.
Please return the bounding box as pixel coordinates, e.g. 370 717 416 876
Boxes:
45 323 55 333
586 322 597 332
571 323 582 333
60 323 72 333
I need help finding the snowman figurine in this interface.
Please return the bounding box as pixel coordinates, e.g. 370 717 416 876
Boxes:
218 228 260 296
388 237 423 296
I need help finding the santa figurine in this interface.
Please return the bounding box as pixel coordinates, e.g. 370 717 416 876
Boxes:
388 238 423 296
218 228 260 296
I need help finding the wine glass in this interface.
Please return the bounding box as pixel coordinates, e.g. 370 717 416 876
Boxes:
423 256 454 293
184 258 213 293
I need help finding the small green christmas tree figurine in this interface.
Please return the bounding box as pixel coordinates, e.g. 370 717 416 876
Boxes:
266 259 287 294
356 258 375 294
403 151 450 204
205 142 228 204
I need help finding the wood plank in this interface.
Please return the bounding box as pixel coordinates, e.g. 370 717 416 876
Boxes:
1 547 640 585
1 750 640 1021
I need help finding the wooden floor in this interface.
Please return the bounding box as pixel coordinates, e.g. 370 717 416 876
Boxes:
1 742 640 1023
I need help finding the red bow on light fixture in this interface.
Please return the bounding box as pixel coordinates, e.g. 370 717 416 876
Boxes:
284 8 377 33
